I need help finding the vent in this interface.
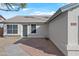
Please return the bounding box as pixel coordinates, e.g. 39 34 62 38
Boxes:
43 16 49 18
24 16 34 18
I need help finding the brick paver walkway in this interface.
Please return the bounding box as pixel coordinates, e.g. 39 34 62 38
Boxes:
0 37 64 56
15 38 64 56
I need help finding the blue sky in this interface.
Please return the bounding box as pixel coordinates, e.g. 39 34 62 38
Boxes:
0 3 67 19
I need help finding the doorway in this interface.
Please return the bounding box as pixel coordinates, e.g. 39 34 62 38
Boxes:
23 25 27 36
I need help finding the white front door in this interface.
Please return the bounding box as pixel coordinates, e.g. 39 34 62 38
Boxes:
23 25 27 36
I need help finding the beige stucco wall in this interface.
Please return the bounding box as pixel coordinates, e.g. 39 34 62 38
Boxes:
27 24 48 38
3 23 22 37
67 7 79 56
48 6 79 56
3 23 48 38
49 12 68 55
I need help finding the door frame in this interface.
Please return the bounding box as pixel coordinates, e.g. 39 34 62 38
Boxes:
23 25 27 36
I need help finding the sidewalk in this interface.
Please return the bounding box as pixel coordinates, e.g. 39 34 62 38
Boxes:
5 44 30 56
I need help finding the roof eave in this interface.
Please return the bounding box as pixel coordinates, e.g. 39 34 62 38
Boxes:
3 21 46 24
47 8 62 23
47 3 79 23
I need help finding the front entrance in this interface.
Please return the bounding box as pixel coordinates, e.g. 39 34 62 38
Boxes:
23 25 27 36
0 28 3 37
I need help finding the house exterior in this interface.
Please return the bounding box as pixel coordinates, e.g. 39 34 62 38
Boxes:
2 3 79 56
0 15 5 37
3 16 49 38
47 3 79 56
0 15 5 28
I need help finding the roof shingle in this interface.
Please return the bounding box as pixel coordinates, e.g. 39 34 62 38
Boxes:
4 15 51 23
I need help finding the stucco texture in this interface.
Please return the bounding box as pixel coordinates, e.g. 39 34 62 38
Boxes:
49 12 68 55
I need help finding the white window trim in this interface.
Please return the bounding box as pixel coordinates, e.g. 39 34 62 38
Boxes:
6 24 18 35
31 24 37 34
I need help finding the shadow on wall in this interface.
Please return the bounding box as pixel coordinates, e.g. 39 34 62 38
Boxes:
14 38 64 56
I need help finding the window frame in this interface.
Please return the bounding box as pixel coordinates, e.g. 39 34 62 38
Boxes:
7 24 18 34
31 24 36 34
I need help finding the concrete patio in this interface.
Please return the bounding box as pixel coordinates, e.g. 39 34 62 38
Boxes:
0 37 64 56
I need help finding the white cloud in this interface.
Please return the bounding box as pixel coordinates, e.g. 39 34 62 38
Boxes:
61 3 69 6
22 8 30 11
29 11 55 15
61 3 66 6
22 8 55 15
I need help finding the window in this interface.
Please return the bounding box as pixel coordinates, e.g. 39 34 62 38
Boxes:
7 25 18 34
0 23 4 28
31 24 36 33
